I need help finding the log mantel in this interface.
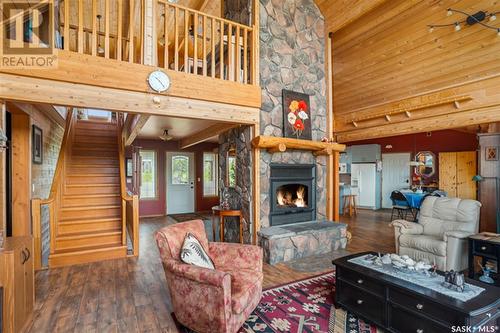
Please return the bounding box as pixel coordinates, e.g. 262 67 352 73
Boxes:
251 136 346 155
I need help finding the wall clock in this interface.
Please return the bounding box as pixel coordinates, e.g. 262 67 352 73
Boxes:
147 70 171 93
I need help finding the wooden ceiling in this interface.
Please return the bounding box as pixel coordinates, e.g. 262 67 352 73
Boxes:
331 0 500 141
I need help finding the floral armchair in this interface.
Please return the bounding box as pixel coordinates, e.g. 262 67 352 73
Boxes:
155 219 263 333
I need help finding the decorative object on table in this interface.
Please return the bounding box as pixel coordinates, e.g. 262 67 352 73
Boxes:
472 175 499 233
125 158 133 177
428 8 500 35
468 233 500 286
32 125 43 164
220 187 230 210
442 270 465 292
485 146 498 161
282 89 311 140
478 263 495 284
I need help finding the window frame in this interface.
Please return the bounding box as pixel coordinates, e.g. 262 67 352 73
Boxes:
139 149 158 200
202 152 219 198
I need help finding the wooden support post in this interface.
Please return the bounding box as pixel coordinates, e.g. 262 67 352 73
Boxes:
252 123 260 245
333 151 340 221
0 101 5 238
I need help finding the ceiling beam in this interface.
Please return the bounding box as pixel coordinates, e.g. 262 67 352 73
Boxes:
124 114 150 146
335 106 500 143
179 123 238 149
0 73 259 125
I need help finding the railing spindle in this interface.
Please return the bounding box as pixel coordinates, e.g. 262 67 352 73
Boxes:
164 5 169 69
91 0 97 56
193 12 198 75
243 28 248 84
129 0 135 63
78 0 83 53
117 0 123 61
228 23 234 81
235 25 240 83
64 0 69 50
211 17 215 78
202 15 207 76
174 6 179 71
104 0 110 58
220 21 224 79
184 10 189 73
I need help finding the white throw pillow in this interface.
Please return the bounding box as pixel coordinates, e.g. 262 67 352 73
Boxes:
180 233 215 269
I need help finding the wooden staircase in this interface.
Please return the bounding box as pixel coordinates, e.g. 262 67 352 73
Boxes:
33 111 140 268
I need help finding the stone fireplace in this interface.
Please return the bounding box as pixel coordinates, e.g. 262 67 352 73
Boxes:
269 164 316 226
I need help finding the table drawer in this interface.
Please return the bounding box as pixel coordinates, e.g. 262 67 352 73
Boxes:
473 241 496 256
337 267 385 296
336 280 385 326
389 287 464 326
389 303 450 333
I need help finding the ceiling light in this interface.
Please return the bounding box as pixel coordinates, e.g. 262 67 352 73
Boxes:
455 22 461 31
159 129 173 141
447 9 453 16
490 13 497 21
428 26 434 33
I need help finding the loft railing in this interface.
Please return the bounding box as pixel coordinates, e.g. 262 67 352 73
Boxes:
59 0 144 63
156 1 257 85
56 0 258 85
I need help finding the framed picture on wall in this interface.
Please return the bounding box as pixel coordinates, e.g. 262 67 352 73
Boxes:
32 125 43 164
282 89 312 140
126 158 133 177
486 146 498 161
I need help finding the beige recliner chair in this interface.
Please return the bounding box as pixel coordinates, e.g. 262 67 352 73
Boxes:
392 196 481 271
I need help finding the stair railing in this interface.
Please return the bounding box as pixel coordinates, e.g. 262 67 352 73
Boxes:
31 108 76 270
116 113 139 257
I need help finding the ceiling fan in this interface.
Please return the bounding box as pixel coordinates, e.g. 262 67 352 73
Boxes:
159 129 173 141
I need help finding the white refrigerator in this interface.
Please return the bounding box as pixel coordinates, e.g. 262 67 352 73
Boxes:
351 163 379 209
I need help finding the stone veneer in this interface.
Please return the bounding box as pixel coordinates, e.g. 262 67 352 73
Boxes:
218 126 253 243
30 110 64 266
259 0 327 228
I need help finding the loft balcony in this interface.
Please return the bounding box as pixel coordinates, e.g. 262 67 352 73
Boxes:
0 0 261 120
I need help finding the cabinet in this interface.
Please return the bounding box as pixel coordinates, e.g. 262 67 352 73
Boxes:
0 237 34 333
350 144 381 163
439 151 477 199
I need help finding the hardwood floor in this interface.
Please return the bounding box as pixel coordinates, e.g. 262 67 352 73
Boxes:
27 210 395 333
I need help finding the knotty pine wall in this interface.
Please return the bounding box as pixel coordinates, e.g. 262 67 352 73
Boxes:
332 0 500 141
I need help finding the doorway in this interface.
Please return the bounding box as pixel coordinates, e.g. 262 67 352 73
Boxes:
166 152 195 214
382 153 411 208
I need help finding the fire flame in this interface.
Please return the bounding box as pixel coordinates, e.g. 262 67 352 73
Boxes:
277 185 307 208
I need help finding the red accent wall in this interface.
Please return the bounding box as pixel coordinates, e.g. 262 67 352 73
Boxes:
346 129 478 184
126 139 219 217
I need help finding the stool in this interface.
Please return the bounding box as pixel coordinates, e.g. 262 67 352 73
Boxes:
342 195 357 217
211 206 243 243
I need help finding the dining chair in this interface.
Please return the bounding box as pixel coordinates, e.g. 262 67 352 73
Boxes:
390 190 416 222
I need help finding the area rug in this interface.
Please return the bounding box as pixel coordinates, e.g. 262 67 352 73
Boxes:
168 212 209 223
174 271 381 333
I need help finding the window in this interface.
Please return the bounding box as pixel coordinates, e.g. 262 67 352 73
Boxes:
203 153 218 196
140 150 156 199
172 155 189 185
227 147 237 187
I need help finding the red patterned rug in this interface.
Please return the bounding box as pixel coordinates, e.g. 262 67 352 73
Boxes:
175 271 381 333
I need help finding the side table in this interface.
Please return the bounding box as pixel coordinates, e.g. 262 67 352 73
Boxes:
211 206 243 244
468 232 500 286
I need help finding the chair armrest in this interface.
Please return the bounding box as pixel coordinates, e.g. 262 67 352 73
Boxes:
390 220 424 235
209 242 263 272
443 230 473 242
164 259 230 287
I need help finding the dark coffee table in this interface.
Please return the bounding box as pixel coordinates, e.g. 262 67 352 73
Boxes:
333 252 500 333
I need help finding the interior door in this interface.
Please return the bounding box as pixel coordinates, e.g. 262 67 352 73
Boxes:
166 152 195 214
457 151 477 200
358 164 376 208
382 153 411 208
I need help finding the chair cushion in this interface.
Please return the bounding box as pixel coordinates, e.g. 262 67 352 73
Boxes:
180 233 215 269
156 220 209 260
399 234 446 256
229 269 263 314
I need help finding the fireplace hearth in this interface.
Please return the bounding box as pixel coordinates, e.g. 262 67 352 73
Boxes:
269 164 316 226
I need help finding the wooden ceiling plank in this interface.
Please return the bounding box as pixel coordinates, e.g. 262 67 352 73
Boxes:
179 122 237 149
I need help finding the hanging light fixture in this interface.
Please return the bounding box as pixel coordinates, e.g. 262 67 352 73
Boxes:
97 15 105 54
159 129 173 141
428 8 500 36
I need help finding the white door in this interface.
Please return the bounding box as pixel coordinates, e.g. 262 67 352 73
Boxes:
358 164 376 208
166 152 195 214
382 153 411 208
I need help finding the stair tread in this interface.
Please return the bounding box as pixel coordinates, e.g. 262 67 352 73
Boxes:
56 230 122 239
52 244 126 255
63 193 121 199
66 183 120 187
61 204 121 211
59 217 122 225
